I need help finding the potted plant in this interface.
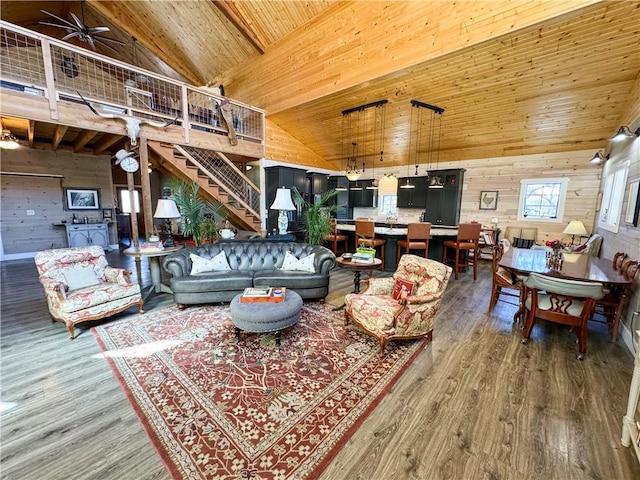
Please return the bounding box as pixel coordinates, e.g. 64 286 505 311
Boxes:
291 188 339 245
165 178 227 246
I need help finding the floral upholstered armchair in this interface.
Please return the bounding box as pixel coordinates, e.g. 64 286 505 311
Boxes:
344 254 452 353
34 246 143 339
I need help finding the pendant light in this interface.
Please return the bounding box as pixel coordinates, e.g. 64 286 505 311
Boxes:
401 103 419 189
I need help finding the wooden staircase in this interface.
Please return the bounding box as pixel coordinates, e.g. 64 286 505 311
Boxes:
148 140 261 232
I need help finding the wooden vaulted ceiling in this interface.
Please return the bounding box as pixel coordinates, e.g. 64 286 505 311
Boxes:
1 0 639 170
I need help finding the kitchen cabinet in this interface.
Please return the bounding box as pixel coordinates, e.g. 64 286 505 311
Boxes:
265 166 308 233
308 172 328 199
66 224 109 249
328 176 352 220
397 176 429 207
621 330 640 463
424 169 465 226
349 182 377 208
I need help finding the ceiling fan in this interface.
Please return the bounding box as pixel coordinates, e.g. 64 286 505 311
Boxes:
39 1 125 52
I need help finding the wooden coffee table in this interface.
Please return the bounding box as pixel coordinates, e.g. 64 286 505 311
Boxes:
336 256 383 294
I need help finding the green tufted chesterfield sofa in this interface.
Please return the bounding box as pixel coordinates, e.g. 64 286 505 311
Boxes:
162 240 336 308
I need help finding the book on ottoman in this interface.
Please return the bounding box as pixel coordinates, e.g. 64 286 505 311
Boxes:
240 287 286 303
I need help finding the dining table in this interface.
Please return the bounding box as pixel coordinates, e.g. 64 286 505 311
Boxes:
499 247 632 341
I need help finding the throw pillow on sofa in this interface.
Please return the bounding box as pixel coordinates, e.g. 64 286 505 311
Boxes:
190 252 231 275
280 251 316 273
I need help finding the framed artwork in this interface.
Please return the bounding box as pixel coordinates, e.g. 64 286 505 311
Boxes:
624 178 640 226
64 188 100 210
480 190 498 210
102 208 113 219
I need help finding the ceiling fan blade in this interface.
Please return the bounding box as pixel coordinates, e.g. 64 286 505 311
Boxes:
86 36 97 51
61 31 82 41
92 35 126 46
40 10 77 29
92 38 120 53
61 31 83 41
38 21 74 31
88 26 110 34
69 12 85 31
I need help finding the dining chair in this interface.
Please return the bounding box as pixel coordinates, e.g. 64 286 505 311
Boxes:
355 219 386 267
488 242 526 323
522 273 605 359
322 218 349 255
442 222 482 280
396 222 431 263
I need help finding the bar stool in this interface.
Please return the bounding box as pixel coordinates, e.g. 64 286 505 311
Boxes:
442 222 482 280
397 222 431 263
322 218 349 255
355 219 386 266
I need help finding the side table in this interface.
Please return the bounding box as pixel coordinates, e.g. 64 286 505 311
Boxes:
124 245 182 301
336 256 383 294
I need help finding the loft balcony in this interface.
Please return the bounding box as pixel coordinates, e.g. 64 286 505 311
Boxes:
0 20 264 158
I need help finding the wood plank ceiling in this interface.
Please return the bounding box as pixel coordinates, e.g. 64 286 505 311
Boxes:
1 1 639 170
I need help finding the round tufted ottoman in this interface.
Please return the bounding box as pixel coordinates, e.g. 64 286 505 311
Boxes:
230 290 303 347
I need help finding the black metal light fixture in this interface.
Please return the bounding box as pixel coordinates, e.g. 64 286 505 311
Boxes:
409 100 445 189
611 125 640 141
589 151 609 164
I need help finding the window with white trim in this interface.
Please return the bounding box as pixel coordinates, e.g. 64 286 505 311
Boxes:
598 163 628 233
517 178 569 222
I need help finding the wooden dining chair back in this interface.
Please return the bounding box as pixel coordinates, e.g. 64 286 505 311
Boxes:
442 222 482 280
489 243 525 322
522 273 605 359
322 218 349 255
613 252 629 270
396 222 431 263
355 219 386 266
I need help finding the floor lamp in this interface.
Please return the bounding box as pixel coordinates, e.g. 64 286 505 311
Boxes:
270 187 296 235
154 199 181 247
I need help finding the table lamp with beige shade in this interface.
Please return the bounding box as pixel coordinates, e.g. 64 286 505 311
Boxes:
154 199 182 247
563 220 587 245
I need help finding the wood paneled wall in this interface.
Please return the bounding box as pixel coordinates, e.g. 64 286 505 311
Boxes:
0 148 114 257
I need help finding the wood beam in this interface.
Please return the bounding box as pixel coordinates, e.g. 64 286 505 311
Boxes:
87 0 203 86
219 0 600 114
138 137 154 240
51 125 68 151
73 130 98 153
27 120 34 148
92 133 122 154
1 90 264 159
211 0 265 54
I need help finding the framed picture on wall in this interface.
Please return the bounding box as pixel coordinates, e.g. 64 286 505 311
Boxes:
624 178 640 226
479 191 498 210
64 188 100 210
102 208 113 220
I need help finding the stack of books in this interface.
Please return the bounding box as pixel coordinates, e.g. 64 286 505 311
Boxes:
353 249 375 264
140 241 164 251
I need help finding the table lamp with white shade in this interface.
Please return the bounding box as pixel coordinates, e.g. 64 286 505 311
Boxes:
154 199 181 247
270 187 296 235
563 220 587 245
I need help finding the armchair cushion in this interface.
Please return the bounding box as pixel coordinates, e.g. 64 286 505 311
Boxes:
392 278 415 300
63 266 101 291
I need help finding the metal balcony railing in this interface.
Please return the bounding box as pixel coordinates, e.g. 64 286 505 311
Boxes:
0 21 265 145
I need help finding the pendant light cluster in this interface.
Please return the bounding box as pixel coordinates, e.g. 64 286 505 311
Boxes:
341 100 388 185
402 100 445 189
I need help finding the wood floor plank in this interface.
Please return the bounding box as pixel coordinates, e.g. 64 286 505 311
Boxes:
1 252 639 479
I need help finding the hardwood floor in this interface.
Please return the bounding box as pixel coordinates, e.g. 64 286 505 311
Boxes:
1 251 638 479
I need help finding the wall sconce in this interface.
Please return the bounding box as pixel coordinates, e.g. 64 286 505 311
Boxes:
589 151 609 164
270 187 296 235
0 129 20 149
491 217 499 228
611 125 640 141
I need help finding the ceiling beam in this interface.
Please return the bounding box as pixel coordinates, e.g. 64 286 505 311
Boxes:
87 0 203 86
219 0 601 115
51 125 68 151
92 133 122 154
73 130 98 153
211 0 265 54
27 120 34 148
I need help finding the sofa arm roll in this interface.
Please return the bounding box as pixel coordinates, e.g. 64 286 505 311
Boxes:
162 250 191 278
311 245 337 274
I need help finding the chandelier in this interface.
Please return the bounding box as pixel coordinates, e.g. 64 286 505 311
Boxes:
342 99 388 183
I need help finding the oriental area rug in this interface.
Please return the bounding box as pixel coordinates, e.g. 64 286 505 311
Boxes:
92 302 428 480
